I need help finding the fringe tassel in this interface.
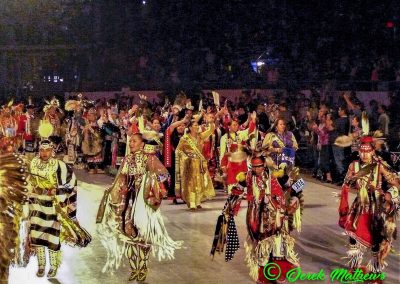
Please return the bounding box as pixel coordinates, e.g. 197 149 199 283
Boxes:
367 254 387 273
383 220 396 241
14 219 30 267
254 237 273 266
253 234 299 267
132 174 183 261
283 235 299 265
244 239 258 281
97 204 126 273
343 244 364 269
56 204 91 248
245 234 300 281
293 206 302 233
132 205 183 261
99 173 183 274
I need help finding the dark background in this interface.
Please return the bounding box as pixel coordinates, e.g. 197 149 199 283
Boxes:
0 0 399 99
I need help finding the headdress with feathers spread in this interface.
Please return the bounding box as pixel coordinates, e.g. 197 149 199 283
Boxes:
334 111 385 148
43 98 60 113
65 100 82 112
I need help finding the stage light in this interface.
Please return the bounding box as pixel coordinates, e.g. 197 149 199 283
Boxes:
256 61 265 67
251 60 266 73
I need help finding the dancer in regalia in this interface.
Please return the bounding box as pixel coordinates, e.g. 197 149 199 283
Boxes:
42 99 64 155
96 133 182 281
64 98 86 165
28 121 91 278
262 118 298 167
82 106 105 173
175 115 216 210
338 136 400 279
19 104 40 158
0 101 18 152
211 155 304 284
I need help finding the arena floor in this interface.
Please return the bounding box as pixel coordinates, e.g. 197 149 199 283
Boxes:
8 171 400 284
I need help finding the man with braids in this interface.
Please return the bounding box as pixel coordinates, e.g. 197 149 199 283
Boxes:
211 155 304 284
96 133 182 281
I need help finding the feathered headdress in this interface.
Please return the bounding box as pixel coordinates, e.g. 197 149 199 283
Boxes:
334 135 353 148
0 153 29 283
43 98 60 113
80 97 97 119
334 111 385 148
361 111 369 136
38 120 53 138
65 100 82 112
198 99 203 112
13 103 24 113
173 91 187 110
65 94 95 113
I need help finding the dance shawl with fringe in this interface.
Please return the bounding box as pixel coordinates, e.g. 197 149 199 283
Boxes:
96 152 182 273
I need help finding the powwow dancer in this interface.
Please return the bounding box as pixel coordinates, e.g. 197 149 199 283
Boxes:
96 133 182 281
0 101 18 152
82 106 105 174
338 136 400 281
64 98 86 165
175 115 216 210
200 108 224 187
42 99 64 154
219 112 257 193
262 118 298 167
211 155 304 284
19 104 40 158
28 122 91 278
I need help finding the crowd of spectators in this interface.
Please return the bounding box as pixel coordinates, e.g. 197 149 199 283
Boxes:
2 85 400 188
2 1 400 93
93 0 400 91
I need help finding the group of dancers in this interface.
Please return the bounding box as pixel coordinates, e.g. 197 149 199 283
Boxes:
0 93 399 284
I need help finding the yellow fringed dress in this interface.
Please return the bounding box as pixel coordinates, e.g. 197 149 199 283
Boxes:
175 124 216 208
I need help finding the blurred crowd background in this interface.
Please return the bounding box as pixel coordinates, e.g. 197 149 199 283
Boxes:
0 0 400 98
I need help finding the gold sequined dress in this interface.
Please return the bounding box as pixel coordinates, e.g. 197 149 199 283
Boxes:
175 125 216 208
